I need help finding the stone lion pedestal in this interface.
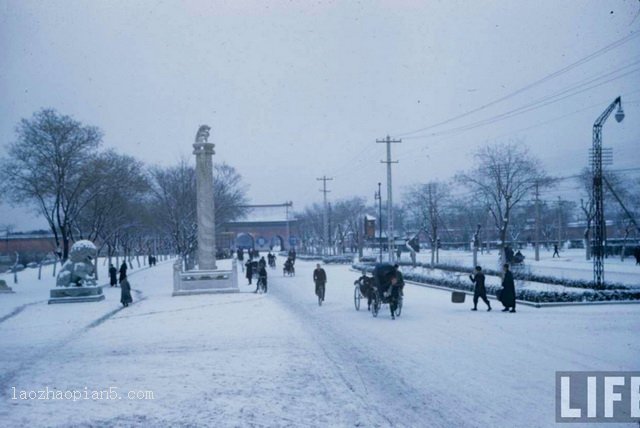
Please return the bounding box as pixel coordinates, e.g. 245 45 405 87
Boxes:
49 240 105 304
172 259 239 296
0 279 15 294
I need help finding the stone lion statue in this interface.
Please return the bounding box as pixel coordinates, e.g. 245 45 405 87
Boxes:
195 125 211 143
56 240 98 287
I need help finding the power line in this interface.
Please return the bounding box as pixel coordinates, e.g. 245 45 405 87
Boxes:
402 66 640 141
396 31 640 137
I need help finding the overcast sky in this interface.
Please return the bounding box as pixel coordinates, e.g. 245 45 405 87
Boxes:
1 0 639 231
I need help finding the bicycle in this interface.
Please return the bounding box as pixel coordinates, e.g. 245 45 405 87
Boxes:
256 276 267 294
315 281 325 306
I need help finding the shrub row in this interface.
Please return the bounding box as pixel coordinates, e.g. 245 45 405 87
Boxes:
352 263 640 303
394 260 635 291
322 255 354 264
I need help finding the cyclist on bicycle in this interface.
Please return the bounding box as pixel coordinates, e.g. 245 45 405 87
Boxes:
313 263 327 302
255 264 268 293
388 265 405 319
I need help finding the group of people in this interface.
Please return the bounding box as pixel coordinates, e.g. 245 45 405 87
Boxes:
108 260 133 307
468 264 516 313
504 246 525 264
245 255 268 293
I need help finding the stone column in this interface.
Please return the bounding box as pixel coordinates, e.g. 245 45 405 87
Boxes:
193 141 217 270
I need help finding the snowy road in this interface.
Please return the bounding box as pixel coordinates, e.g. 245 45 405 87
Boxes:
1 259 638 427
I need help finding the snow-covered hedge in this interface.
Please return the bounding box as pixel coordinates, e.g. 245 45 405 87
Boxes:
359 256 378 263
395 261 635 291
322 255 354 264
277 252 323 261
352 263 640 303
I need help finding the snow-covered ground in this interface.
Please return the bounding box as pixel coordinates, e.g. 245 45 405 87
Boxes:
1 258 638 427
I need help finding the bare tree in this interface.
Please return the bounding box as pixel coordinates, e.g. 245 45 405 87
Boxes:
73 151 150 275
456 142 550 262
404 181 450 266
330 197 367 255
148 160 248 266
0 109 103 261
213 163 249 229
148 161 197 265
295 203 324 254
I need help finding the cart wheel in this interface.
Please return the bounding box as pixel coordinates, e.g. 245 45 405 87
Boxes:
354 287 361 311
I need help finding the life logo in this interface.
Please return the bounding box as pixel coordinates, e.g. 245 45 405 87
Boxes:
556 371 640 423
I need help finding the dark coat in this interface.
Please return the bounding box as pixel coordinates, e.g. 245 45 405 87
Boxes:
501 270 516 306
245 261 254 279
109 266 117 285
470 272 486 296
118 262 127 282
313 268 327 284
120 279 133 305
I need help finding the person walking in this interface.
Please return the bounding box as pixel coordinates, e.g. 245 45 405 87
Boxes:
313 263 327 303
500 263 516 313
120 277 133 307
245 259 254 285
553 244 560 258
108 264 117 287
118 260 128 285
469 266 491 311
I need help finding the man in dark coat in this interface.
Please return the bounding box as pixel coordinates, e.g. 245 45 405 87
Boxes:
118 261 128 284
245 259 254 285
120 278 133 307
469 265 491 311
313 263 326 302
500 263 516 313
109 264 117 287
389 265 405 319
633 246 640 265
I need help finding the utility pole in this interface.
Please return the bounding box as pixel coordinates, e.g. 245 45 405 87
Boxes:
285 201 292 250
534 182 540 261
377 135 401 263
375 182 383 262
317 176 333 256
557 197 562 249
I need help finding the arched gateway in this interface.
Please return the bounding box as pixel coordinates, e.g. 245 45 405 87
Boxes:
219 203 299 251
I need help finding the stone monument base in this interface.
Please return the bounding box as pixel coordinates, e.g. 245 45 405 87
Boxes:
173 260 239 296
48 286 105 304
0 279 15 293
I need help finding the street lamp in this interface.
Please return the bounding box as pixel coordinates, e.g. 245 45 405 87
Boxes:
592 96 624 287
374 182 383 262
